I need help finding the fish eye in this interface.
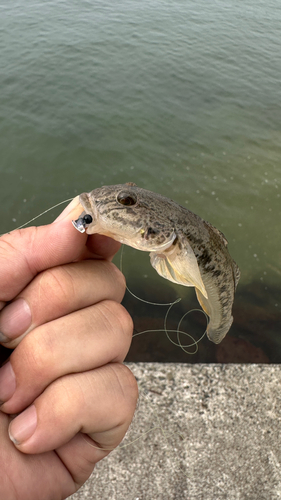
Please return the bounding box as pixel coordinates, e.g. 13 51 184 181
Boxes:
117 191 137 206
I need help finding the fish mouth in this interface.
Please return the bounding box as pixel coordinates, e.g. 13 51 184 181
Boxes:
72 192 99 233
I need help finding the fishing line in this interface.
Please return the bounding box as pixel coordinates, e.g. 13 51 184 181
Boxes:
0 198 74 236
132 307 208 355
119 245 181 307
164 306 208 355
120 245 208 354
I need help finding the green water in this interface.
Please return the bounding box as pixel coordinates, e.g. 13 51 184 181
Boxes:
1 0 280 361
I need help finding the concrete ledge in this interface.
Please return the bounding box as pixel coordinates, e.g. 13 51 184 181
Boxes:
69 363 281 500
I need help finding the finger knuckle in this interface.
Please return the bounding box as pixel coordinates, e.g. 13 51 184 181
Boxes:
37 266 74 304
115 363 138 399
109 363 139 416
104 261 126 299
99 300 133 341
23 323 56 372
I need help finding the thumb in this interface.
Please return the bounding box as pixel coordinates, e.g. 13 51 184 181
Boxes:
0 197 87 303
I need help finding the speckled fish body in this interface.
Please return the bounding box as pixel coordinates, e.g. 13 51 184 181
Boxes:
73 183 240 344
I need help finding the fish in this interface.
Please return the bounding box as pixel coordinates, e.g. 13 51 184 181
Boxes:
72 183 240 344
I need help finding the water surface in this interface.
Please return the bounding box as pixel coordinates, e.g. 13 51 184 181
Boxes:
1 0 280 361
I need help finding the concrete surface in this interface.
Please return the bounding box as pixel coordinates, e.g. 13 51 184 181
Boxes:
69 363 281 500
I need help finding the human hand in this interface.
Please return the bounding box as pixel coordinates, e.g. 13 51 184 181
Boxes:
0 198 138 500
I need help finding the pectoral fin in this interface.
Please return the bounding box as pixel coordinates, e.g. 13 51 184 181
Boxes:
150 240 208 298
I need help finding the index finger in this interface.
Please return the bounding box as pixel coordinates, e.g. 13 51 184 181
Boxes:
0 197 121 303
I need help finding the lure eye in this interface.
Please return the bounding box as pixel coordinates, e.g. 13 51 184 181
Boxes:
83 214 93 224
117 192 137 206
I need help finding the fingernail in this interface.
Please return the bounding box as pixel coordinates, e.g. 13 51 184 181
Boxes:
9 405 37 445
0 299 31 342
0 362 16 404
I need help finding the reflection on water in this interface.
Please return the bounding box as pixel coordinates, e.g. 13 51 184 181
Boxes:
0 0 280 362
